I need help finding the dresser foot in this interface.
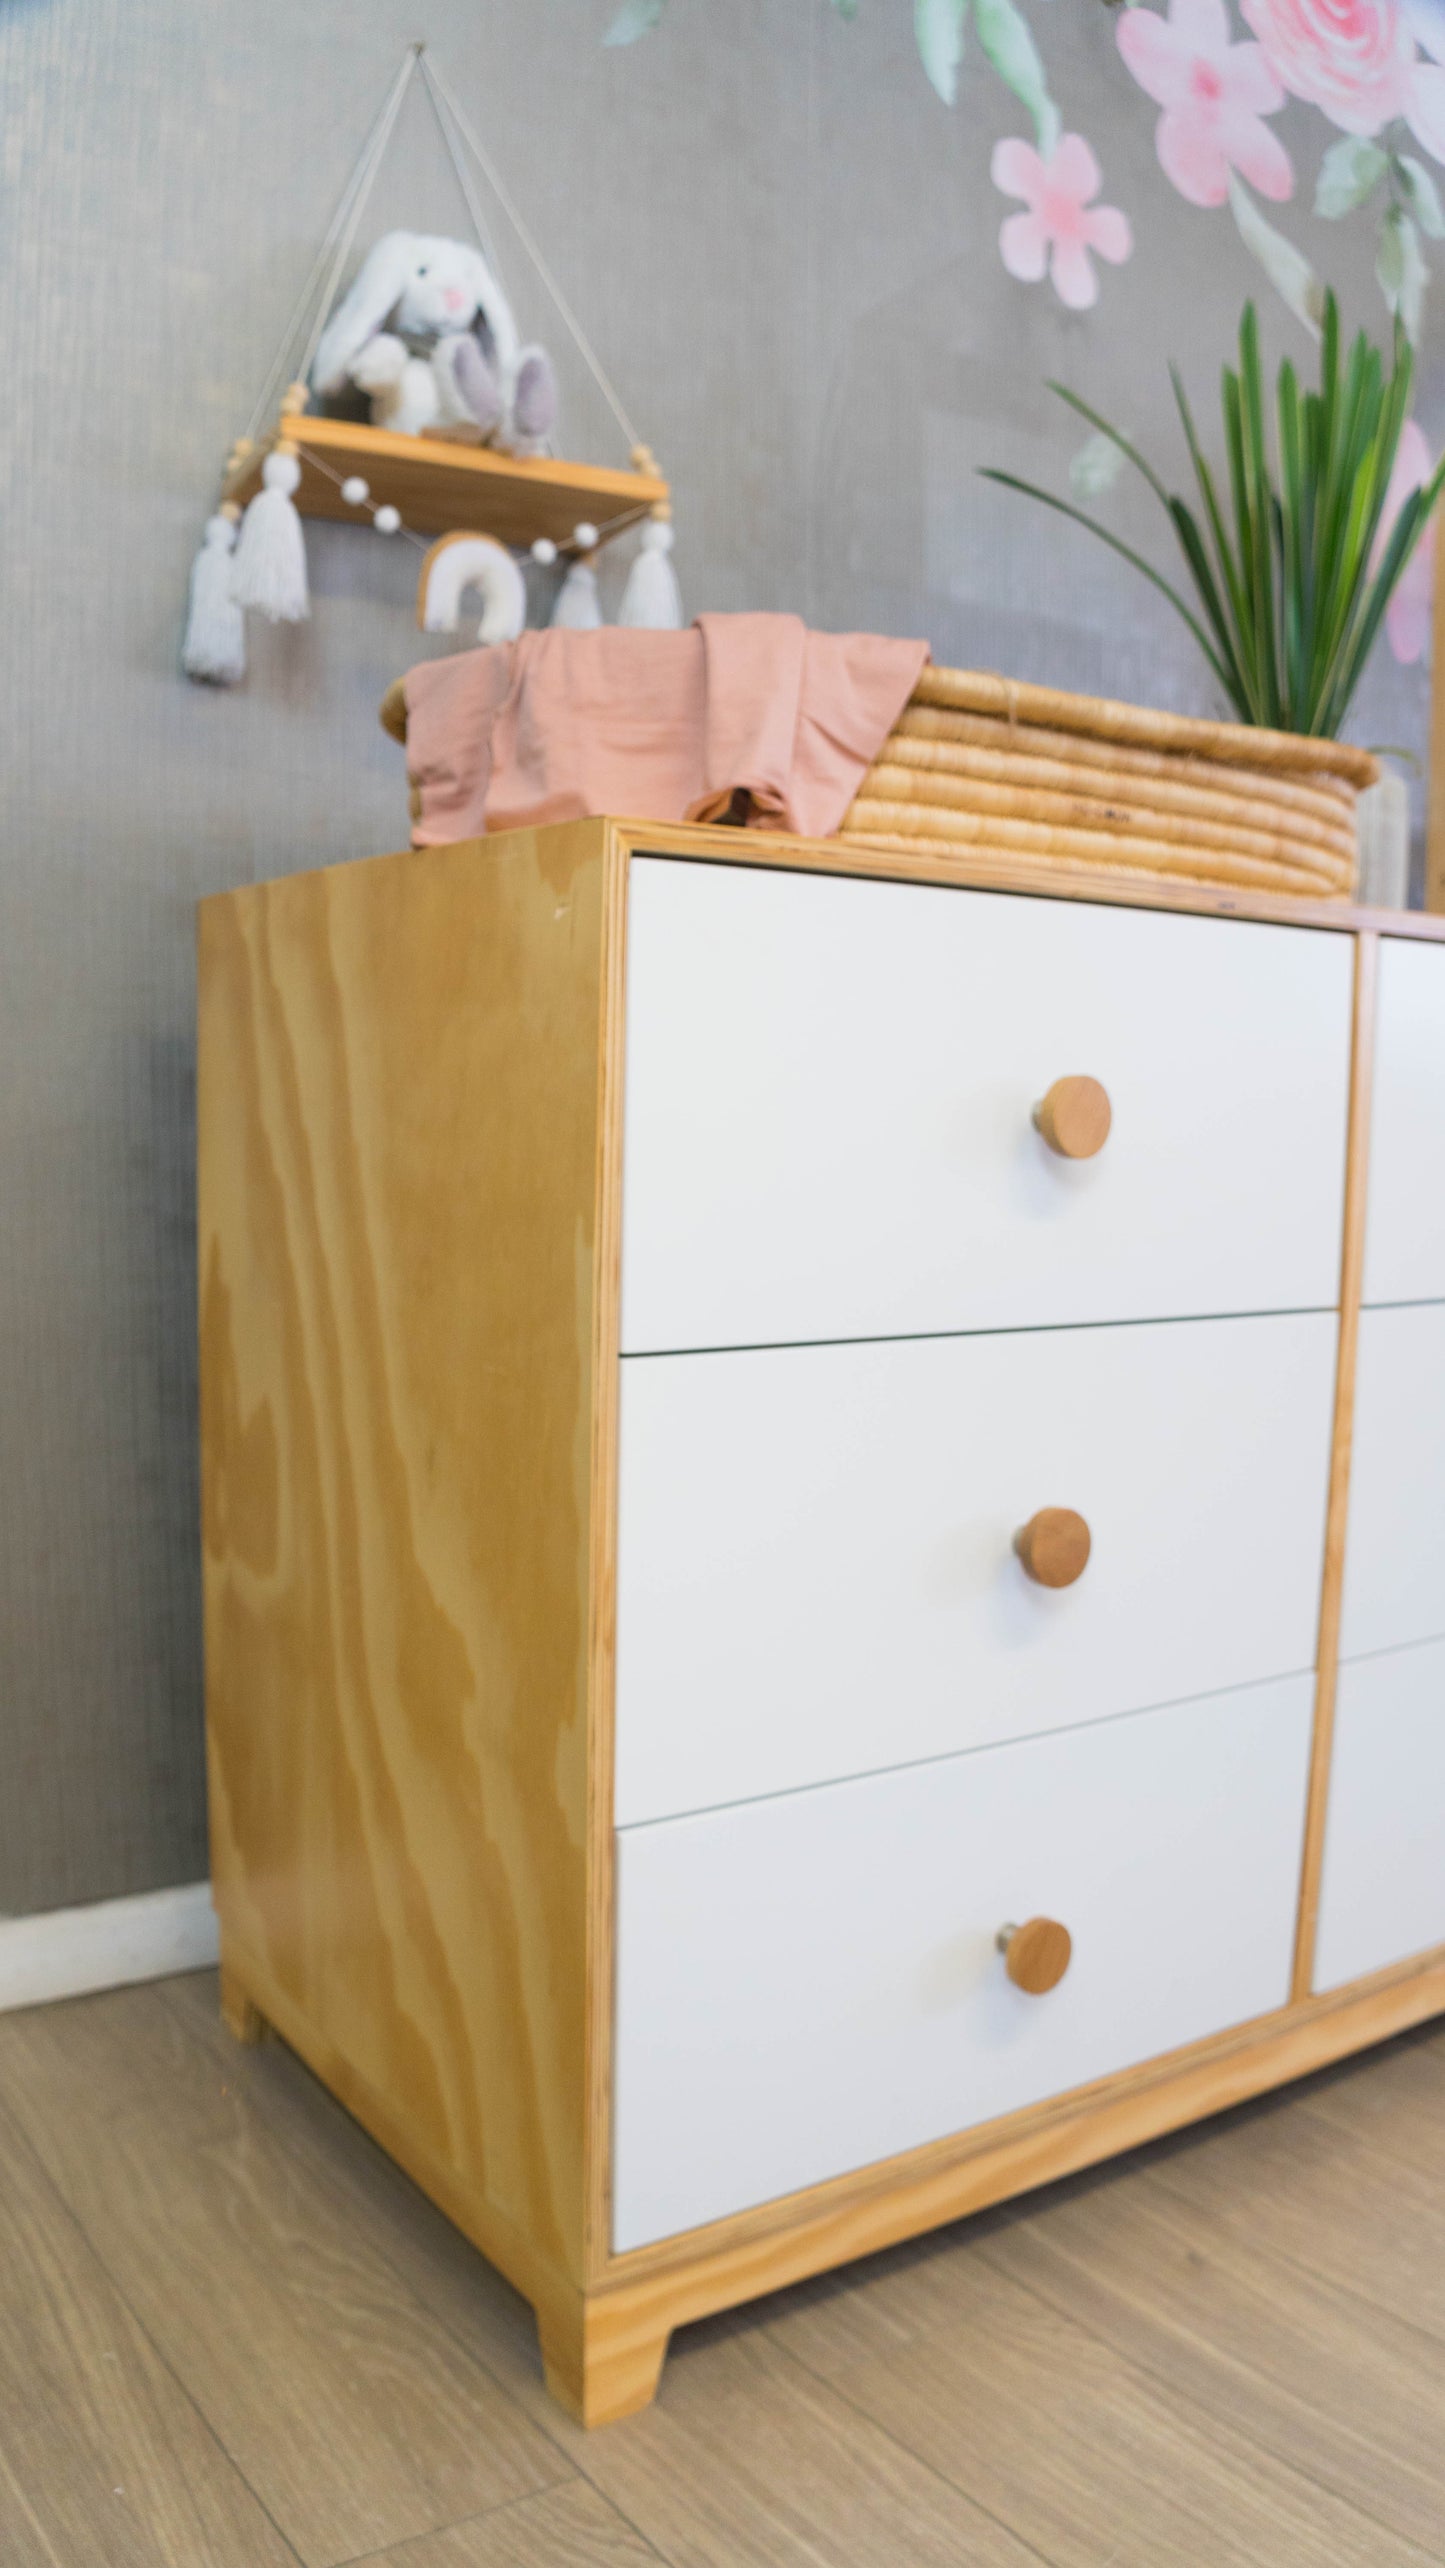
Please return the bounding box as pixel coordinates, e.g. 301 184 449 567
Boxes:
538 2294 671 2427
219 1961 269 2046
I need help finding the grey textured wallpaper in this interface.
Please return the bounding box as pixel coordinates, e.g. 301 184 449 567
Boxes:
0 0 1437 1912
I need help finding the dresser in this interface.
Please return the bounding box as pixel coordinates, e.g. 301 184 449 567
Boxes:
198 815 1445 2425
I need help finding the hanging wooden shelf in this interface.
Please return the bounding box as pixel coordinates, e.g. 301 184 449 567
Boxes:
223 414 670 549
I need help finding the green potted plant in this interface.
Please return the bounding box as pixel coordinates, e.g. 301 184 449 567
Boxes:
983 295 1444 743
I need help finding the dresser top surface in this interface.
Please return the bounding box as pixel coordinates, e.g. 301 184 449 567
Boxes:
199 813 1445 943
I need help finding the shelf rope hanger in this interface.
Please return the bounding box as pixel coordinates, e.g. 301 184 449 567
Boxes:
241 41 644 462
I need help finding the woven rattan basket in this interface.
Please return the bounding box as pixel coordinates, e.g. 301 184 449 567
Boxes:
843 668 1378 902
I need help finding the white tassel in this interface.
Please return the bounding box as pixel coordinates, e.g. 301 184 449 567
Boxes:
182 511 247 685
550 557 603 631
618 519 683 630
230 449 309 623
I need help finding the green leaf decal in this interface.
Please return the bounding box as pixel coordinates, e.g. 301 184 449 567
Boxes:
974 0 1059 152
915 0 968 103
1397 154 1445 240
1228 173 1325 339
604 0 665 44
1378 207 1428 344
1315 136 1388 219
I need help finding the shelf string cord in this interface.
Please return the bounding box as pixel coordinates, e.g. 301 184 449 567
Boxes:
243 45 422 448
418 50 644 455
241 44 645 464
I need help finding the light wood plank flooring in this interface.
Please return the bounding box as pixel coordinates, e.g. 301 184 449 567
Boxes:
2 1969 1444 2565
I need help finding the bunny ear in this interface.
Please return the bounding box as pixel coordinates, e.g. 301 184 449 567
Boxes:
311 232 418 395
461 244 520 374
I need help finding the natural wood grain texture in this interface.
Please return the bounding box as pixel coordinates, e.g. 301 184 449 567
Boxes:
1146 2067 1445 2350
613 815 1445 937
145 1970 1445 2562
223 416 669 547
967 2146 1445 2556
219 1959 267 2044
538 2297 671 2429
1011 1507 1092 1589
198 821 623 2311
783 2238 1429 2567
0 1982 563 2568
1002 1916 1074 1996
543 2330 1044 2568
582 844 630 2290
0 2082 300 2568
1293 930 1379 2003
351 2482 662 2565
1030 1075 1112 1159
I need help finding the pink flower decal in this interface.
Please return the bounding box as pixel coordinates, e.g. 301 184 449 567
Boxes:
1118 0 1294 206
992 134 1133 309
1374 417 1436 662
1240 0 1418 132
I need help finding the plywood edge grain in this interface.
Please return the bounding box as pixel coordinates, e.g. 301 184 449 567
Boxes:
1292 932 1379 2001
583 826 631 2288
590 1949 1445 2329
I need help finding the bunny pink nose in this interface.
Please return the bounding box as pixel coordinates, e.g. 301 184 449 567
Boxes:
443 286 466 312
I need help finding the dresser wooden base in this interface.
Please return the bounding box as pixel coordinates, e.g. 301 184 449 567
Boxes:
218 1926 1445 2423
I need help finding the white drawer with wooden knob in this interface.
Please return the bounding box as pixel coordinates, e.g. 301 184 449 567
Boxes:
612 1671 1313 2249
618 858 1353 1352
1340 1303 1445 1661
614 1309 1336 1823
1362 939 1445 1306
1315 1636 1445 1991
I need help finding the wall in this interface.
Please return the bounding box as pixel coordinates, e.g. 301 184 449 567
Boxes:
0 0 1437 1912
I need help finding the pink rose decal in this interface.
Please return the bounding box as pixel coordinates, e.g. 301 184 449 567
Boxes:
1240 0 1429 132
1374 417 1436 661
1118 0 1294 207
992 134 1133 309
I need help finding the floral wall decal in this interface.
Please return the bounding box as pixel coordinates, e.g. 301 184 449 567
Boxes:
1116 0 1293 205
606 0 1445 354
992 133 1134 305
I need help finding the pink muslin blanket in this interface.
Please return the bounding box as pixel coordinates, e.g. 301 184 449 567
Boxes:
402 612 930 847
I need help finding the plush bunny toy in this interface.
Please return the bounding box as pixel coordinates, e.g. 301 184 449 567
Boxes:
311 231 557 451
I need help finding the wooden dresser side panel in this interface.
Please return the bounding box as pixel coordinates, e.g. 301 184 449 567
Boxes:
197 822 614 2294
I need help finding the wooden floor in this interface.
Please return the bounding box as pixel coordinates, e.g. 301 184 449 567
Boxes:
4 1975 1445 2567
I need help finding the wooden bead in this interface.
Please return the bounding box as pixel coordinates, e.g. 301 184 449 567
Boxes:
1033 1075 1112 1159
1014 1507 1091 1589
998 1917 1073 1996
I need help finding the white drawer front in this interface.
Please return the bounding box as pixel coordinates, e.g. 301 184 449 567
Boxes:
612 1675 1313 2251
614 1313 1335 1826
1339 1304 1445 1662
1362 939 1445 1307
1315 1638 1445 1991
619 860 1353 1353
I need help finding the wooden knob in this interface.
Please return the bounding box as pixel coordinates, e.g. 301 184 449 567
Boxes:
1033 1076 1112 1159
1013 1507 1091 1588
998 1917 1073 1995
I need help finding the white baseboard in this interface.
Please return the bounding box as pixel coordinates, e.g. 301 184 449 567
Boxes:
0 1882 219 2014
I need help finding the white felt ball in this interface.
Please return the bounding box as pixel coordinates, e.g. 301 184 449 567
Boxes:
341 476 370 505
531 536 558 565
373 504 401 534
572 521 599 551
